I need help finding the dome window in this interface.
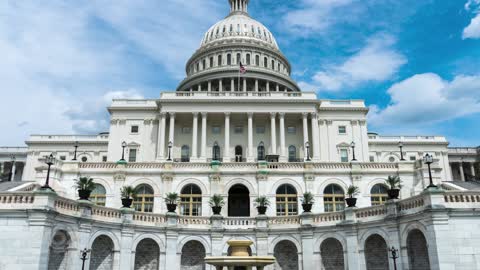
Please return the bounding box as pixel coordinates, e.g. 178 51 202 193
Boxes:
236 53 241 64
246 54 251 65
271 60 275 70
230 24 233 32
255 55 259 66
227 54 232 65
218 55 222 66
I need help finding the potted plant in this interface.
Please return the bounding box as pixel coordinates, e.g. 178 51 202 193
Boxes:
301 192 315 212
385 176 402 200
120 186 137 208
255 196 270 215
346 185 360 207
209 194 225 215
165 192 179 213
75 177 96 200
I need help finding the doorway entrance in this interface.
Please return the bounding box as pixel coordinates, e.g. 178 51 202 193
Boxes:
228 184 250 217
235 146 243 162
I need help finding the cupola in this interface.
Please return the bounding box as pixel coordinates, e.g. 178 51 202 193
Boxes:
229 0 249 15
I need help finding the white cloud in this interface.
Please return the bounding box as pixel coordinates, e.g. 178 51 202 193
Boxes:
369 73 480 127
463 0 480 39
299 34 407 92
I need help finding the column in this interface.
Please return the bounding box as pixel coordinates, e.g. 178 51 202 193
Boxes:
208 81 212 92
266 81 270 92
157 113 167 160
471 163 476 177
231 78 234 92
279 113 286 160
168 112 176 148
191 113 198 160
311 113 320 160
255 79 259 92
247 112 254 162
302 113 309 160
270 112 277 155
224 112 231 162
276 84 279 92
198 84 201 92
219 79 223 92
201 113 207 161
243 78 247 92
10 162 16 181
459 163 465 181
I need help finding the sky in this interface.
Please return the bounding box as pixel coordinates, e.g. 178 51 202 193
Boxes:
0 0 479 147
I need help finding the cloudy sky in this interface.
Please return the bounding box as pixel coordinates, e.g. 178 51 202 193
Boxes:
1 0 479 146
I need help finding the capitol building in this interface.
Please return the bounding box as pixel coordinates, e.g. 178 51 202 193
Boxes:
1 1 480 270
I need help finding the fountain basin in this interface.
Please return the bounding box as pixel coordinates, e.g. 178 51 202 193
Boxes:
205 240 275 269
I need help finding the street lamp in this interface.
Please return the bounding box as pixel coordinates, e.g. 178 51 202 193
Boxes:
305 141 311 161
8 155 16 181
120 141 127 162
80 248 91 270
423 153 437 188
389 246 399 270
351 141 357 161
167 141 173 161
399 142 405 161
72 141 79 161
41 154 55 191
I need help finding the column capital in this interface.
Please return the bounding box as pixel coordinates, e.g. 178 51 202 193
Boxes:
278 112 285 118
311 112 318 118
169 112 176 118
270 112 277 118
159 112 167 117
302 112 309 118
247 112 254 118
192 112 199 117
201 112 208 118
224 112 231 117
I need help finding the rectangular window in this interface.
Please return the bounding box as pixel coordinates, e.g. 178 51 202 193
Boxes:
287 126 296 134
182 127 192 134
131 126 139 133
102 156 107 162
369 156 375 162
256 126 265 134
340 149 348 162
338 126 347 134
128 149 137 163
234 126 243 134
410 156 416 161
212 126 221 134
60 156 66 161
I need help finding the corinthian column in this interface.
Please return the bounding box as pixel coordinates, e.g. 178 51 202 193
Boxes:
191 112 198 160
224 112 231 162
302 113 309 160
157 112 167 160
247 112 254 162
279 113 286 161
270 112 277 155
311 112 320 160
200 113 207 161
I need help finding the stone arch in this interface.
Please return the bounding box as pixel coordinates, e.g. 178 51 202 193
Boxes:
128 178 161 195
270 178 304 196
319 238 345 270
407 229 431 270
273 240 299 270
132 234 165 254
318 178 349 195
175 178 209 195
224 178 256 195
364 234 389 270
400 221 429 248
358 228 391 251
365 178 389 194
177 236 212 254
180 240 207 270
380 152 401 163
133 238 160 270
269 235 302 254
90 178 113 195
48 230 72 270
89 235 115 270
88 231 120 251
314 233 347 253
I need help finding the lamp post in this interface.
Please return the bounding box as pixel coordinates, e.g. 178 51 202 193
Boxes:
8 155 15 181
399 142 405 161
305 141 311 161
167 141 173 161
389 246 399 270
351 141 357 161
72 141 79 161
120 141 127 162
80 248 91 270
423 153 437 188
41 154 55 191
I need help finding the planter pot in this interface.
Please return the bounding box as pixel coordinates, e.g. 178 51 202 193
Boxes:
212 206 222 215
78 190 91 200
167 203 177 213
302 203 313 212
345 198 357 208
387 189 400 200
257 206 267 215
121 198 133 208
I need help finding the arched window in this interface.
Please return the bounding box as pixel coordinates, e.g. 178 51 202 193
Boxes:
407 230 431 270
181 241 206 270
274 240 299 270
288 146 297 162
180 184 202 216
264 57 268 68
257 142 265 161
209 57 213 68
255 55 259 66
181 145 190 162
133 184 154 213
320 238 345 270
236 53 241 64
235 145 243 162
213 142 221 161
89 235 114 270
134 239 160 270
218 55 222 66
202 59 206 70
48 231 71 269
371 184 388 206
276 184 298 216
246 54 251 65
278 62 281 71
364 234 389 270
227 54 232 65
91 184 106 206
271 60 275 70
324 184 345 212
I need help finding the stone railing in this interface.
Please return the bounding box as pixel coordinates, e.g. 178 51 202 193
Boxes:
2 190 480 230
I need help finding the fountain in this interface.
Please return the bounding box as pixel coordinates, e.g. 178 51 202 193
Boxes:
205 240 275 270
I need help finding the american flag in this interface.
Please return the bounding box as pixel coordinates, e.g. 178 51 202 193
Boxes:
239 62 247 74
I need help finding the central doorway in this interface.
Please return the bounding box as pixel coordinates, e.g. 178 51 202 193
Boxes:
228 184 250 217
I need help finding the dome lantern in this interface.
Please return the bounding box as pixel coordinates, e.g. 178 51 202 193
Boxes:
229 0 249 14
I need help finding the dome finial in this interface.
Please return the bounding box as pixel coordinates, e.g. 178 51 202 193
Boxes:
229 0 249 14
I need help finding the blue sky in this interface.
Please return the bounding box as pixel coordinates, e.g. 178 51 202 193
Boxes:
0 0 479 146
